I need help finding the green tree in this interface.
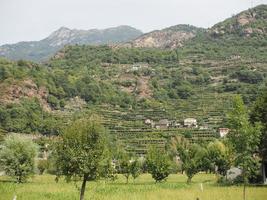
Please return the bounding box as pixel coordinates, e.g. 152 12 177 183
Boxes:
177 142 206 183
167 135 190 174
130 158 142 181
119 154 131 184
207 140 232 176
0 134 38 183
146 147 171 182
53 117 107 200
100 158 117 182
250 90 267 167
227 96 261 200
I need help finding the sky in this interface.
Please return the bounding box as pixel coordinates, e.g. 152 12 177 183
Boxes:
0 0 266 45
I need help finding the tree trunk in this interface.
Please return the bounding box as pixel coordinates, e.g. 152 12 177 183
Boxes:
243 182 246 200
243 167 247 200
187 176 192 184
80 174 89 200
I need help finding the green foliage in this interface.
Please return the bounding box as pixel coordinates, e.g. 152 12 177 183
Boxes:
130 159 142 180
250 88 267 161
0 134 38 183
47 95 60 109
146 147 171 182
207 140 232 176
0 99 63 135
53 116 108 200
37 159 49 175
100 159 117 182
227 95 262 199
54 116 107 180
177 142 206 183
118 152 131 183
232 70 264 84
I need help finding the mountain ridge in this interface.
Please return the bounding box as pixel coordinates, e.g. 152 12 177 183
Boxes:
121 24 204 49
0 25 143 61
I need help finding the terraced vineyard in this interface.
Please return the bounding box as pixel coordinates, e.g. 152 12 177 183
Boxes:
80 90 235 155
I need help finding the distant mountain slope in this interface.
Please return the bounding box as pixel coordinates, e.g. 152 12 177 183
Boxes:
0 25 143 62
122 24 204 49
180 4 267 61
208 4 267 38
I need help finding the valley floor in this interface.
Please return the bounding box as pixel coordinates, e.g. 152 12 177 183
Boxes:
0 174 267 200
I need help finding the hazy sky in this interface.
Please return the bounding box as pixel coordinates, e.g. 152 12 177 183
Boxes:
0 0 266 45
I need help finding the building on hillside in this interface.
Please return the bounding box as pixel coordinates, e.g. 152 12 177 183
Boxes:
184 118 197 128
219 128 230 137
144 119 155 128
155 119 170 129
144 119 153 125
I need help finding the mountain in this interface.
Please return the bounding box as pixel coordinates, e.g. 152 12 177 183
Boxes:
0 25 143 62
180 4 267 61
122 24 204 49
208 4 267 38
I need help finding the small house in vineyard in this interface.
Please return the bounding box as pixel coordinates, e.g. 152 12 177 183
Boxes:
155 119 170 129
184 118 197 128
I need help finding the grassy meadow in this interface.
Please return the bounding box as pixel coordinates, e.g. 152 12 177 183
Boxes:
0 174 267 200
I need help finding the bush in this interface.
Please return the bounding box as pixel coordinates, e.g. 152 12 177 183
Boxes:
146 147 171 182
47 95 59 109
0 134 38 183
37 159 49 175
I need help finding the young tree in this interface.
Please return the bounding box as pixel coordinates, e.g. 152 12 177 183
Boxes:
227 96 262 200
177 143 206 183
53 117 107 200
207 140 232 177
167 135 190 174
119 154 131 184
146 147 171 182
0 134 38 183
100 158 117 182
130 158 142 181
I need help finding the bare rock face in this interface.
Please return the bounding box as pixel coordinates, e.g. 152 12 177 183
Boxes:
209 4 267 37
0 79 51 111
122 24 203 49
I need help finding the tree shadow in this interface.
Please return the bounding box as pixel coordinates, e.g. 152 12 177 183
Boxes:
0 179 17 183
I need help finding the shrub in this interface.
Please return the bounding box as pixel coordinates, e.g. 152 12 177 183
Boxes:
37 159 49 175
146 147 171 182
0 134 38 183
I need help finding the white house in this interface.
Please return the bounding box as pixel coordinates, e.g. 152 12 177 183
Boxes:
184 118 197 128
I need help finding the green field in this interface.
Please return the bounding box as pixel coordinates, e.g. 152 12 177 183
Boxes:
1 174 266 200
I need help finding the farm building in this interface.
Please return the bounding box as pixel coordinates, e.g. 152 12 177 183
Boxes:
184 118 197 128
144 119 153 125
155 119 170 129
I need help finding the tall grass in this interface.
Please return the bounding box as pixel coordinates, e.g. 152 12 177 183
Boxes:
0 174 266 200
